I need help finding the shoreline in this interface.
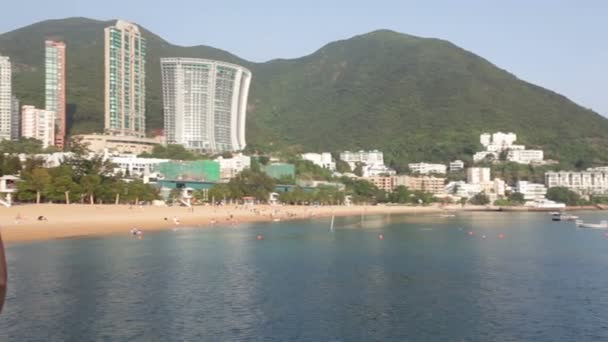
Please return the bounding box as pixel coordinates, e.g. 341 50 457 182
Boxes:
1 203 603 244
0 203 447 244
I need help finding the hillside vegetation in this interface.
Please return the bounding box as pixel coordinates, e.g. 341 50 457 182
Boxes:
1 18 607 168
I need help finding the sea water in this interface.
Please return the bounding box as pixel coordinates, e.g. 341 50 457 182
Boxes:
2 211 608 341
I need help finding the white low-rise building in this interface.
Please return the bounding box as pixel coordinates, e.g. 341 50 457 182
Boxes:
109 154 170 177
545 170 608 195
467 167 491 184
445 181 483 198
507 149 544 164
449 160 464 172
473 151 498 162
301 152 335 171
516 181 547 200
408 163 447 175
340 150 384 169
363 164 396 177
215 153 251 180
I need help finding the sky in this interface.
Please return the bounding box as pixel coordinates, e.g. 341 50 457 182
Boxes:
1 0 607 116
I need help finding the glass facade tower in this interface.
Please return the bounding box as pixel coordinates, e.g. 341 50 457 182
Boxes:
0 56 11 141
45 40 66 149
161 58 251 152
104 20 146 137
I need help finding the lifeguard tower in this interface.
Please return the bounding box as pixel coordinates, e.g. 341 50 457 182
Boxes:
0 175 19 207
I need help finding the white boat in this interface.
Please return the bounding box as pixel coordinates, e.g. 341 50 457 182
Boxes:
575 220 608 229
526 199 566 209
552 213 579 221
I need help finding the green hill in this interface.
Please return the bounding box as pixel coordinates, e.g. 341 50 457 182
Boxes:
1 18 607 168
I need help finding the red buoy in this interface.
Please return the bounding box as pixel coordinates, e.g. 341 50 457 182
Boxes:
468 231 474 236
499 233 505 239
378 234 384 240
256 234 264 240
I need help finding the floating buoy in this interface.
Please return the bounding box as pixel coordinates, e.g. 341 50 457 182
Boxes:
256 234 264 240
468 231 474 236
378 234 384 240
482 234 487 239
498 233 505 239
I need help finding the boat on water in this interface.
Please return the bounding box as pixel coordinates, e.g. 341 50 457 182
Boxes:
575 220 608 229
525 199 566 210
551 213 579 221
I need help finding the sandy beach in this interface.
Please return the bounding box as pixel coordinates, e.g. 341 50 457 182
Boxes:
0 203 450 244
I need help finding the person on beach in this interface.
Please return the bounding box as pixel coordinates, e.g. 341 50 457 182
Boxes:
14 212 22 224
0 230 6 314
173 216 180 225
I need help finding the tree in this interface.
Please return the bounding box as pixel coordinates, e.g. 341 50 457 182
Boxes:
0 154 21 176
353 162 364 177
389 186 410 203
498 150 509 162
0 138 44 154
546 187 581 206
409 190 435 205
66 136 90 156
125 180 158 204
228 169 276 201
46 171 81 204
470 192 490 205
258 156 270 165
295 160 332 181
18 168 52 204
207 184 232 203
81 174 101 204
508 192 525 204
335 160 351 173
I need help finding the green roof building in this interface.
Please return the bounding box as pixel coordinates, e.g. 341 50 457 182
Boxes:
154 160 220 182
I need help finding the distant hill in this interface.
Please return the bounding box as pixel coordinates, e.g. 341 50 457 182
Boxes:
1 17 607 167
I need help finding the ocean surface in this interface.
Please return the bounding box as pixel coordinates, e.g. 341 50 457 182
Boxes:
2 211 608 341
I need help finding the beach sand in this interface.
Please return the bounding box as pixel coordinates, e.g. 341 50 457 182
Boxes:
0 203 448 244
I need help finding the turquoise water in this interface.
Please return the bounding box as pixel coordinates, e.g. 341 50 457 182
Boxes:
2 212 608 341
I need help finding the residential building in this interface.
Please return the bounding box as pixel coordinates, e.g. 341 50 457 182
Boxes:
449 160 464 172
480 132 520 151
17 152 74 168
74 133 161 154
21 105 55 148
215 153 251 180
545 171 608 195
445 181 483 198
45 40 66 149
473 151 497 162
467 167 491 184
493 178 506 197
301 152 335 171
475 131 545 164
366 176 394 193
10 96 19 140
408 162 447 175
340 150 384 169
507 149 544 164
104 20 146 137
0 56 11 140
108 154 170 177
516 181 547 201
160 58 251 152
363 164 396 177
393 175 446 194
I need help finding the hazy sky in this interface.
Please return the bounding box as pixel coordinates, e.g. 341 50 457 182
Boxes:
1 0 606 116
